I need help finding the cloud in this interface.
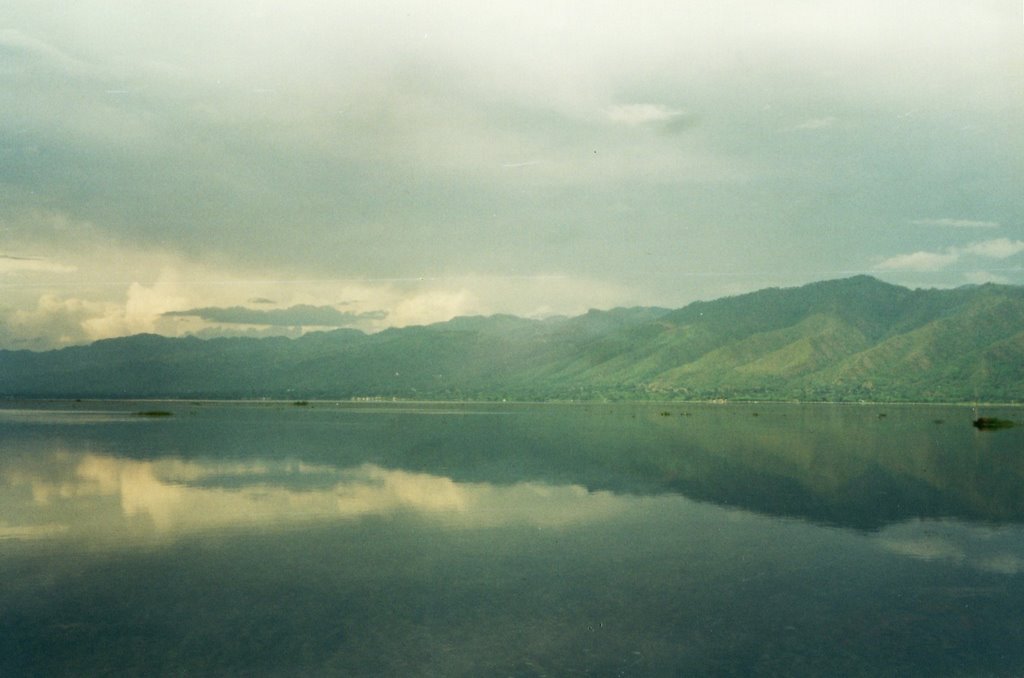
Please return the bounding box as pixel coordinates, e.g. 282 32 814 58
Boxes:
874 250 959 272
2 1 1022 351
606 103 685 125
910 218 1000 229
0 249 633 348
0 267 192 349
605 103 694 132
0 28 92 77
80 273 190 340
962 238 1024 259
164 304 387 327
0 254 77 274
389 289 479 328
874 239 1024 273
790 116 838 131
0 294 108 348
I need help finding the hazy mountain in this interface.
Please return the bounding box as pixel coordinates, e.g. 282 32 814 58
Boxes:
2 276 1022 402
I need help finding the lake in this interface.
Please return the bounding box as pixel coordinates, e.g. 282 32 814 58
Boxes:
1 400 1023 676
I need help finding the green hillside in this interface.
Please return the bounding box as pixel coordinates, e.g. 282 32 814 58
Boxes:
1 276 1022 402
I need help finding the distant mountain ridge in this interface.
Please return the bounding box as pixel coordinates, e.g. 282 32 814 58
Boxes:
2 276 1022 402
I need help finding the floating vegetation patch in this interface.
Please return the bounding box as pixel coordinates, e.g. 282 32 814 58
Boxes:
972 417 1015 430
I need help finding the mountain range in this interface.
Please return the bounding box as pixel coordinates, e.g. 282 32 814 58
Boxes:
2 276 1022 402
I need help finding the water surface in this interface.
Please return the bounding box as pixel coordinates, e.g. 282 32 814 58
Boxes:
1 400 1023 676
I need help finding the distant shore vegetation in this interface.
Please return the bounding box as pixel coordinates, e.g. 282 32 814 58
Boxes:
1 277 1021 404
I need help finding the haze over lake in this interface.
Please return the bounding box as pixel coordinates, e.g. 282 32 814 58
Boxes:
2 400 1022 676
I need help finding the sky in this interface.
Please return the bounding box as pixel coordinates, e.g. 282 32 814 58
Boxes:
1 1 1022 349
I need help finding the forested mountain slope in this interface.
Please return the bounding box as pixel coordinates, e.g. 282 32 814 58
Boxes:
2 276 1021 402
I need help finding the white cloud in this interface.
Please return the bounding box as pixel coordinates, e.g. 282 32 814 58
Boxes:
79 270 190 340
962 238 1024 259
606 103 687 126
0 261 635 348
874 250 959 272
873 238 1024 275
910 218 1000 229
1 295 110 348
388 288 478 327
790 116 838 131
1 279 190 349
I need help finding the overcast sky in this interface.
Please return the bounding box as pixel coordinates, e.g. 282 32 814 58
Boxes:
1 1 1022 348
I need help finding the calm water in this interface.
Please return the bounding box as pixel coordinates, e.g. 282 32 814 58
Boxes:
1 400 1023 676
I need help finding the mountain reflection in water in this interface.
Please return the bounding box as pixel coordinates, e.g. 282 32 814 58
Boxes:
5 447 1024 579
2 400 1023 532
2 401 1024 677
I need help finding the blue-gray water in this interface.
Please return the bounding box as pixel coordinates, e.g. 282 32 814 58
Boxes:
1 400 1023 676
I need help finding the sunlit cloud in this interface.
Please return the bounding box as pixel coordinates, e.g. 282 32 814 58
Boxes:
0 294 110 348
0 259 637 349
388 288 478 327
79 271 190 340
1 1 1022 349
164 304 387 327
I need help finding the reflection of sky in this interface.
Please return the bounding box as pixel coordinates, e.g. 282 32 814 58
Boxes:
874 519 1024 576
2 452 631 542
0 408 144 425
7 450 1024 578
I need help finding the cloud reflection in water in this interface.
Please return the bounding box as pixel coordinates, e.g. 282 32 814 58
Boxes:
875 519 1024 576
3 452 627 542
